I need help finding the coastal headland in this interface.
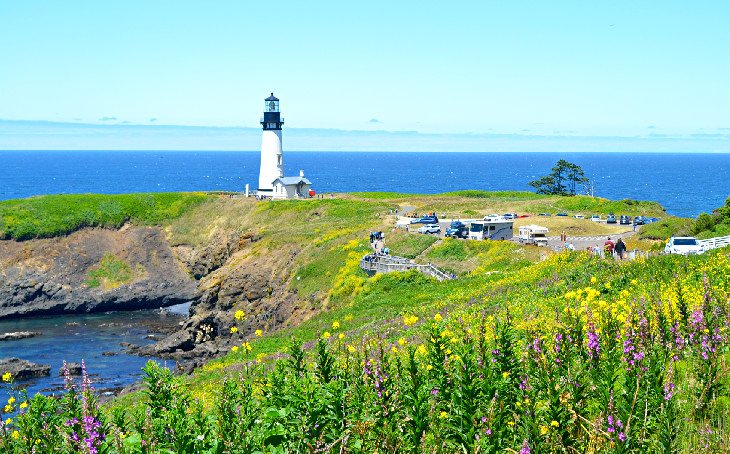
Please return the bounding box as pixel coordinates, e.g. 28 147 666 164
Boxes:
0 191 728 451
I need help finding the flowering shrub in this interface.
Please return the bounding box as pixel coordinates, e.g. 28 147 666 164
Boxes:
1 251 728 452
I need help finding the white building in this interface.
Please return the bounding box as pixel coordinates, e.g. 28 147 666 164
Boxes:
272 170 312 199
256 93 313 199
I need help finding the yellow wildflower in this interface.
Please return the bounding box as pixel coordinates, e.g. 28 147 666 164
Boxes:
540 425 549 435
507 421 515 427
347 345 356 353
4 404 12 412
391 346 398 353
426 364 433 371
338 333 345 340
439 411 448 419
417 344 427 355
231 345 239 353
7 397 15 405
434 313 443 322
551 420 559 427
2 372 11 382
243 342 252 351
19 402 27 410
403 314 418 326
230 326 238 334
11 430 19 440
502 371 510 379
331 321 340 330
398 337 406 346
590 276 597 284
344 314 353 321
323 331 331 339
255 329 263 337
234 310 245 320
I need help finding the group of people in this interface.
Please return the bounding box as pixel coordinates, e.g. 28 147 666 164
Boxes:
600 236 628 260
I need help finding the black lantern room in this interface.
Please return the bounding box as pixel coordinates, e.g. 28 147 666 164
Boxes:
261 93 284 130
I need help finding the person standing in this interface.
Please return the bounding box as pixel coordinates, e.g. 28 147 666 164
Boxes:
604 237 615 257
615 237 627 260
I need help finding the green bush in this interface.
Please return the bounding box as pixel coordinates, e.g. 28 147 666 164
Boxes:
0 193 208 240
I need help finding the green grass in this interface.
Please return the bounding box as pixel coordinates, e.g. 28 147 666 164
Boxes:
0 192 208 240
426 238 538 275
385 230 438 258
441 190 546 200
85 253 136 289
529 196 666 217
639 217 695 240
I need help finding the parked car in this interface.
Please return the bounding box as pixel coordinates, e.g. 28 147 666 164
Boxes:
619 215 631 225
573 214 585 219
606 213 617 224
503 213 518 220
410 215 439 224
556 213 568 217
633 216 645 225
538 213 552 217
590 215 601 222
418 223 441 234
644 217 660 224
664 237 705 255
445 221 468 239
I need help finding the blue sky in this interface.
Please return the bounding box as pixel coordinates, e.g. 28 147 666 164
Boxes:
0 1 729 150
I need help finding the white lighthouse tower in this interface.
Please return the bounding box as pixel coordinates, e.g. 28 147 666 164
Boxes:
257 93 284 194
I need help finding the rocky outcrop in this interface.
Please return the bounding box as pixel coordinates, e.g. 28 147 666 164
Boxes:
0 222 315 372
0 227 199 318
0 358 51 380
0 331 41 341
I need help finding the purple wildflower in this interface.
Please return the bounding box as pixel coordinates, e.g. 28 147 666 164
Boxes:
519 439 531 454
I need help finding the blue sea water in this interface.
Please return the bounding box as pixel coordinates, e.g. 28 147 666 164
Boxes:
1 151 728 217
0 305 187 401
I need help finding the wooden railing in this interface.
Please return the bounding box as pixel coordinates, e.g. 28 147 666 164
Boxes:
359 255 456 281
699 235 730 251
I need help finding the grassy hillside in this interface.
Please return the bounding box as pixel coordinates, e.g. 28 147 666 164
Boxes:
0 192 208 240
1 191 726 452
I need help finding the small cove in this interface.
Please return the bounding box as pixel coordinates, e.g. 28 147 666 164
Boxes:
0 303 189 399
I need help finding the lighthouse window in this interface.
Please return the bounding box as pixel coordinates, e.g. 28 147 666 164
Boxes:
278 156 282 165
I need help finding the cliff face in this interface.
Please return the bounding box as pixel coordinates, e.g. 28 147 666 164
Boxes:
0 223 311 367
0 226 198 318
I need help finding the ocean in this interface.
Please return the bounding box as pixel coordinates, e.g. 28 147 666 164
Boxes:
1 151 728 217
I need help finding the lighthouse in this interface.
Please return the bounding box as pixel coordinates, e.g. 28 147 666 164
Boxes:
256 93 312 199
257 93 284 194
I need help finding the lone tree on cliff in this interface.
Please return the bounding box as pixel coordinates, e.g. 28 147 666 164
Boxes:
528 159 589 195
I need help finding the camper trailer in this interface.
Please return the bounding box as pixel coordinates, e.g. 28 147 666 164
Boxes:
518 225 549 246
468 215 514 241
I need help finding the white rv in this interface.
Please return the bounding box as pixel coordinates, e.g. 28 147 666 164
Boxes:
468 215 514 241
518 225 549 246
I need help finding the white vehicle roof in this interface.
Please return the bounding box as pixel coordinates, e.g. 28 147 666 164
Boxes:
519 224 549 233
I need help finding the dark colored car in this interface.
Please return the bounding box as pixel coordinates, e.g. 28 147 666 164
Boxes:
556 213 568 217
410 215 439 225
633 216 645 225
619 215 632 225
606 213 617 224
445 221 468 239
538 213 551 217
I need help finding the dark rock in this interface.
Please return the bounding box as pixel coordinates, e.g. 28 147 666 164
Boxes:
60 362 83 376
101 351 118 356
0 331 41 341
0 227 200 319
0 358 51 380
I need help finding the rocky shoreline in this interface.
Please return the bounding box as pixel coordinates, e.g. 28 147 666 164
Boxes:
0 224 313 383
